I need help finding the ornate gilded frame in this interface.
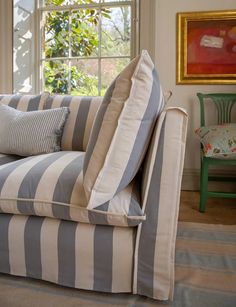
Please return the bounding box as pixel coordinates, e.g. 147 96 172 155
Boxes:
176 10 236 84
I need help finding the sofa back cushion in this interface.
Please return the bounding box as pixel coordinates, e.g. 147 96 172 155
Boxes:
83 50 165 209
0 93 49 111
44 95 102 151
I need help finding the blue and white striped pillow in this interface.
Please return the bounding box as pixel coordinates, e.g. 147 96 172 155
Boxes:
83 50 165 209
0 104 69 156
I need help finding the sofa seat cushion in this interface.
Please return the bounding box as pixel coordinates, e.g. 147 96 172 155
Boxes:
195 124 236 159
0 151 144 227
0 153 22 166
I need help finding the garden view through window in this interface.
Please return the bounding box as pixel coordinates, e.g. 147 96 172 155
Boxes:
39 0 136 95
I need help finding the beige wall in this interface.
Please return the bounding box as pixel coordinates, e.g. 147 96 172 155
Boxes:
0 0 13 93
153 0 236 189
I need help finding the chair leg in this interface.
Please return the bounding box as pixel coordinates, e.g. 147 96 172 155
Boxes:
200 159 208 213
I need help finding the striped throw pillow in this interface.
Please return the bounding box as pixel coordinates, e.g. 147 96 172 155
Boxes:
44 95 102 151
83 50 165 209
0 104 69 156
0 93 49 111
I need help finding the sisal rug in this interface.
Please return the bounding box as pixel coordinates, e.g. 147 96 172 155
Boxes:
0 222 235 307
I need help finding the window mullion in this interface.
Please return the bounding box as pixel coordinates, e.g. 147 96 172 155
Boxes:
68 60 71 94
98 6 102 96
68 9 72 94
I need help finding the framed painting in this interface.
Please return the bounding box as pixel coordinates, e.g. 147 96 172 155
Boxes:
176 10 236 84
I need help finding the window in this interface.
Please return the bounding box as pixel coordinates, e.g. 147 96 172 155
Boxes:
38 0 138 95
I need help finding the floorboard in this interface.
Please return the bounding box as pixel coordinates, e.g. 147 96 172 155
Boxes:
179 191 236 225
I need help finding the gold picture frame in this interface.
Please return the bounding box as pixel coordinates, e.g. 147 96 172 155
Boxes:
176 10 236 84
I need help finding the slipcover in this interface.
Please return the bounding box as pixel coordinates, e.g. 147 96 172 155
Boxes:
0 214 135 293
0 102 188 301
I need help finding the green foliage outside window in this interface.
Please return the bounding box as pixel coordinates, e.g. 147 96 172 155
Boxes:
42 0 131 95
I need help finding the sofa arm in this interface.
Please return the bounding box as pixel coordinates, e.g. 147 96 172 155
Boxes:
133 107 188 300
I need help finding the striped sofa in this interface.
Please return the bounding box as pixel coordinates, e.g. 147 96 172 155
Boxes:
0 93 188 301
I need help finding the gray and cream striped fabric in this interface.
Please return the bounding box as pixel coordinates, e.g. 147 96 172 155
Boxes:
1 221 235 305
0 151 144 227
83 50 165 209
44 95 102 151
133 107 188 300
0 93 49 111
0 104 69 156
0 153 22 166
0 214 135 293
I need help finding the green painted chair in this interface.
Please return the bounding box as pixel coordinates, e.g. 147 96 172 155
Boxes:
196 93 236 212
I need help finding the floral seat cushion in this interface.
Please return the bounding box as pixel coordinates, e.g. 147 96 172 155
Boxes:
195 123 236 159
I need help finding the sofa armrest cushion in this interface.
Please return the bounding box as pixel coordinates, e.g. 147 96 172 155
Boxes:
0 104 69 156
133 107 188 301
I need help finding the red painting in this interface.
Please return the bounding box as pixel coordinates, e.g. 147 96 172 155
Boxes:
187 20 236 75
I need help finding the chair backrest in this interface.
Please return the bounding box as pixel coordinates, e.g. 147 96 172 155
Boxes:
197 93 236 126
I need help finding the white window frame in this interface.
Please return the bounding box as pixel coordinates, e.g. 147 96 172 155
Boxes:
36 0 139 95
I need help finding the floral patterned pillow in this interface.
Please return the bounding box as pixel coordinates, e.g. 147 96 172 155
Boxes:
195 123 236 159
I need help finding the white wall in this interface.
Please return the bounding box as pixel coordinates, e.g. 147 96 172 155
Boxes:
154 0 236 189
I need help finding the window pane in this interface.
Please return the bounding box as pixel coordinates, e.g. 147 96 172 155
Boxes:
70 59 99 96
44 60 69 94
43 11 69 58
71 9 99 57
101 6 131 56
101 58 129 95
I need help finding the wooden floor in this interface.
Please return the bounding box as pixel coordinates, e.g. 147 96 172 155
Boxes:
179 191 236 225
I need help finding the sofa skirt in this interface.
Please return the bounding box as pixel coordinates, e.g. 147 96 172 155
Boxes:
0 214 135 293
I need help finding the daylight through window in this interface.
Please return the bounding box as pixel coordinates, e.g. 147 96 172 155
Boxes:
38 0 138 95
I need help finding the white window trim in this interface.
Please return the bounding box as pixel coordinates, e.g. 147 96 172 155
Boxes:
0 0 13 93
139 0 157 63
